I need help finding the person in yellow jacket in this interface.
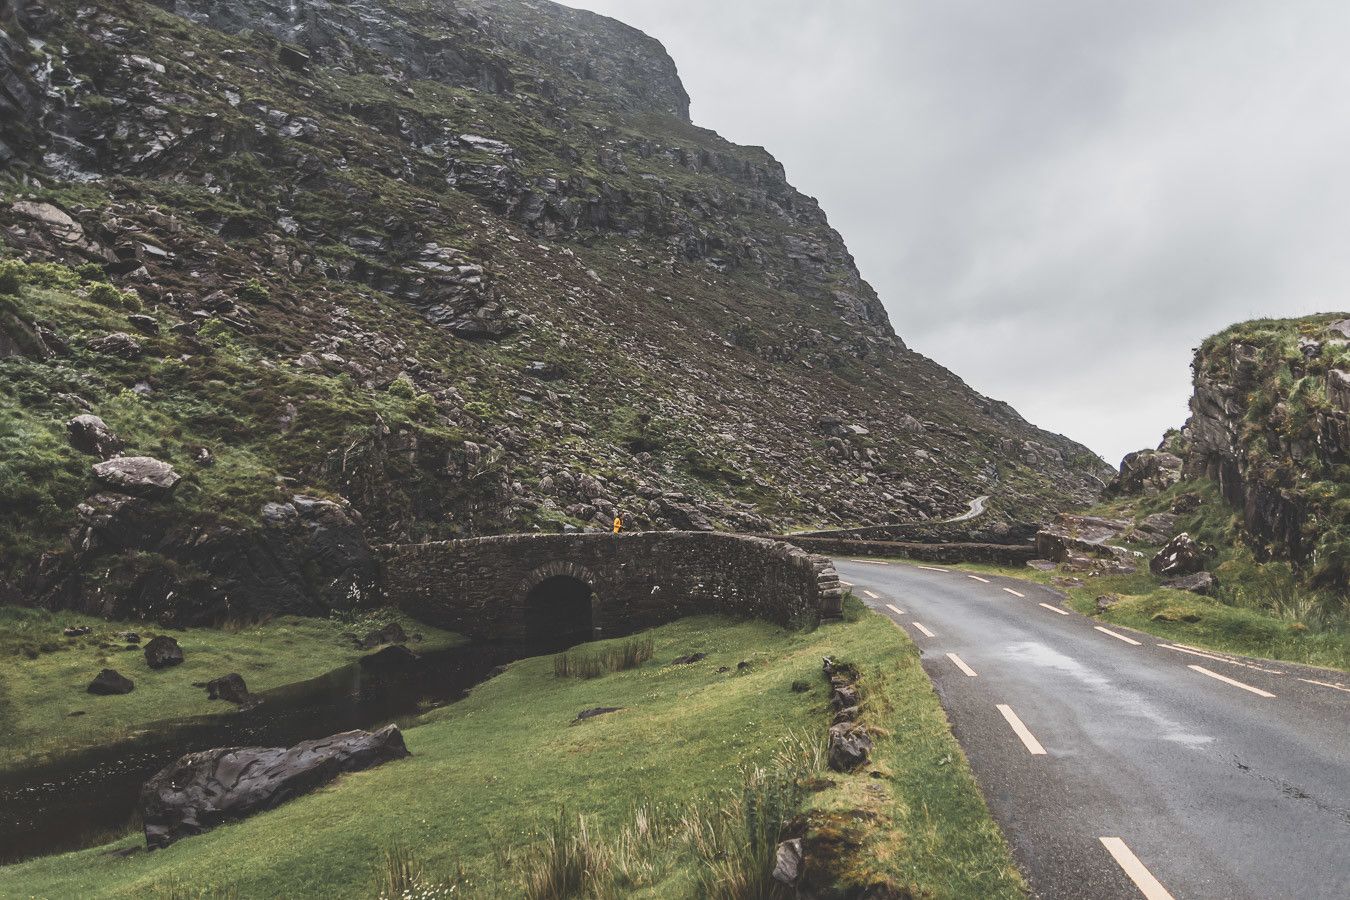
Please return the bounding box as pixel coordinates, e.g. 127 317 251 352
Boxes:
612 515 623 534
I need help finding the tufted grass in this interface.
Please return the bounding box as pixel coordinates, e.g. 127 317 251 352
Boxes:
0 610 1023 899
0 606 463 773
553 635 654 678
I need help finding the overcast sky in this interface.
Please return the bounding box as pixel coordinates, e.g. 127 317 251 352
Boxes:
557 0 1350 465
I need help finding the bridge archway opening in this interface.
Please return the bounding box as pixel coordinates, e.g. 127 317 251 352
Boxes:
525 575 594 651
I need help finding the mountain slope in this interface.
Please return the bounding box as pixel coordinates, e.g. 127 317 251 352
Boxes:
0 0 1107 621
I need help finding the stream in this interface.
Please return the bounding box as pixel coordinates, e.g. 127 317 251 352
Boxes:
0 643 511 865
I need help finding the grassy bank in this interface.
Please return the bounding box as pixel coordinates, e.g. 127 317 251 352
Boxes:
0 606 462 772
0 607 1024 899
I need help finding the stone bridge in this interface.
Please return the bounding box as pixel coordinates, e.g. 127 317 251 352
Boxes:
377 532 843 649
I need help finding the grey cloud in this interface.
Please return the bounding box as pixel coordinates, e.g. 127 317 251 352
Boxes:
560 0 1350 464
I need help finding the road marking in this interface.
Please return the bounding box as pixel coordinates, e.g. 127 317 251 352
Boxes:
911 621 936 638
862 589 880 599
916 565 948 573
966 574 991 583
1002 587 1026 597
885 603 906 616
1038 602 1069 616
850 559 890 565
947 653 977 677
996 704 1046 755
1299 677 1350 694
1162 644 1282 674
1095 626 1142 646
840 580 853 587
1187 665 1275 698
1099 837 1176 900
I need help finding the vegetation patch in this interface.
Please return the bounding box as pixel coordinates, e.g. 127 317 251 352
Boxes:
0 605 463 772
0 610 1021 899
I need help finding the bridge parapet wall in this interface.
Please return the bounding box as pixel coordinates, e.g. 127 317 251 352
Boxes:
377 531 841 642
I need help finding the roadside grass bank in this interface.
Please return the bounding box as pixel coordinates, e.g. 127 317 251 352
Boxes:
0 605 1024 899
0 606 462 772
865 558 1349 672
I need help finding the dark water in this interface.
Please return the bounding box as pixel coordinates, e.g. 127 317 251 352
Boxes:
0 644 511 865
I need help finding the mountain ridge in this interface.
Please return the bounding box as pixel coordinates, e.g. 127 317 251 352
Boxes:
0 0 1108 621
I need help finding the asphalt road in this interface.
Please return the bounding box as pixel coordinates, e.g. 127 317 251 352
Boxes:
836 559 1350 900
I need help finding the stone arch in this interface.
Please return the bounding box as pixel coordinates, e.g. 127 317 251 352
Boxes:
518 562 600 651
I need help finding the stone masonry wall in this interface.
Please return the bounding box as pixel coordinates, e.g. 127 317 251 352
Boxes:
377 532 842 642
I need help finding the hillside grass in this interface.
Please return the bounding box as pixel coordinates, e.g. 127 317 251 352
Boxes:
0 606 463 773
0 608 1024 899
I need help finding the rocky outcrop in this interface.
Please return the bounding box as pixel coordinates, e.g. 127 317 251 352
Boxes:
1168 316 1350 585
1108 450 1183 496
140 725 410 849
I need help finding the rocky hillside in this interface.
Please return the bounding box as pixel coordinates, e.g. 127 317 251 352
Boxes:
1111 314 1350 589
0 0 1107 622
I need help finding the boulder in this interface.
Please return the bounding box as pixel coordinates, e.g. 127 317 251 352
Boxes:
772 837 804 886
144 635 184 669
1165 571 1217 596
828 721 873 772
1150 533 1206 578
1094 594 1120 614
670 652 706 665
63 625 92 637
87 668 135 695
87 332 144 359
140 725 410 849
1108 450 1183 496
205 673 251 705
67 414 123 458
574 706 622 722
831 683 860 709
354 621 408 650
92 456 181 498
126 314 161 335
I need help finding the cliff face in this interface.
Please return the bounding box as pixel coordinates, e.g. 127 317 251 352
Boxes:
1170 315 1350 585
0 0 1107 621
1182 316 1350 579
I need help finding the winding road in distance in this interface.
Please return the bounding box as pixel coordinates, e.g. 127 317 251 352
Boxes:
836 558 1350 900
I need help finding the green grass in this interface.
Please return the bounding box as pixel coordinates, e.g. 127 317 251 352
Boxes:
0 610 1023 899
0 606 463 772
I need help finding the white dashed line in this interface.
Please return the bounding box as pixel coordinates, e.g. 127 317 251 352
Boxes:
966 574 991 584
996 704 1047 755
911 621 936 638
1002 587 1025 597
1299 677 1350 694
1162 644 1283 674
850 559 890 566
916 565 948 573
947 653 978 677
1187 665 1275 698
1099 838 1176 900
1095 626 1142 646
885 603 906 616
840 580 853 587
1038 602 1069 616
862 589 880 599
